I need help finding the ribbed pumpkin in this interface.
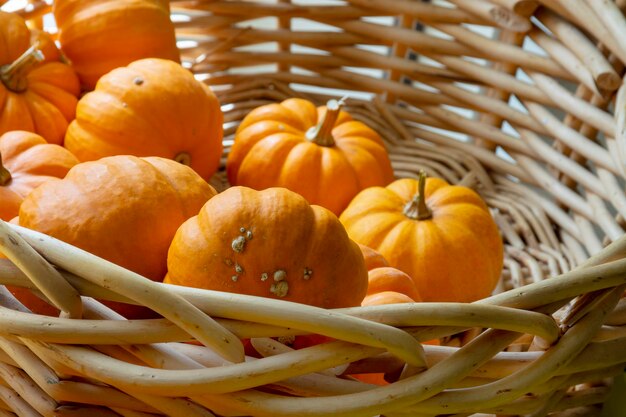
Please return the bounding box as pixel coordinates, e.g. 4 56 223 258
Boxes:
226 98 395 215
166 186 368 308
340 172 503 303
0 12 80 144
0 131 79 221
19 155 217 318
358 246 421 306
53 0 180 90
64 58 223 180
358 243 389 271
363 266 421 305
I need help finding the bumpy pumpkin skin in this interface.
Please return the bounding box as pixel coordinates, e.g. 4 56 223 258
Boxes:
19 155 217 318
64 58 223 181
53 0 180 90
226 98 395 215
340 177 503 303
0 12 80 145
0 131 79 221
166 186 368 309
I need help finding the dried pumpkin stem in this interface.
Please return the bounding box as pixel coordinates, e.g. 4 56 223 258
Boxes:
0 42 45 93
174 152 192 166
306 99 342 147
0 155 10 186
403 170 432 220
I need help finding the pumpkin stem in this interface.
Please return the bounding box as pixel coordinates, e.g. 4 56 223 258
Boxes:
174 152 192 166
0 42 45 93
0 154 11 186
305 98 344 147
403 170 432 220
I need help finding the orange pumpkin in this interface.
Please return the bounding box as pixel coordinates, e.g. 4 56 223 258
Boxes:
361 291 415 307
0 131 79 221
30 29 62 64
166 186 368 309
340 172 503 303
358 243 389 271
64 58 224 180
19 155 216 318
0 12 80 144
53 0 180 90
365 267 421 302
226 98 395 215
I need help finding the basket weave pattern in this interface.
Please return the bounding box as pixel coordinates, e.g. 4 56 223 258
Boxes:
2 0 626 416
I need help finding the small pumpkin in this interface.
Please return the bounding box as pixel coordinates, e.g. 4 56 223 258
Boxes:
166 186 368 309
19 155 217 318
53 0 180 90
361 291 415 307
0 12 80 144
358 243 389 271
0 131 79 221
64 58 224 180
364 267 421 302
226 98 395 215
340 171 503 303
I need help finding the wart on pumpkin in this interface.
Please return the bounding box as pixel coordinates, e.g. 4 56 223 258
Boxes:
270 281 289 297
232 236 247 253
303 267 313 280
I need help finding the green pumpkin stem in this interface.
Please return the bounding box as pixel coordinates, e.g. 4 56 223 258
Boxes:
306 98 343 147
0 153 11 186
403 170 432 220
0 42 45 93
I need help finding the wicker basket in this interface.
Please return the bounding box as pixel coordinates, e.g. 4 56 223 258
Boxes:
2 0 626 416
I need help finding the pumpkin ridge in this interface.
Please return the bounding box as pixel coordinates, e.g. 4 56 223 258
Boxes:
235 103 294 133
413 220 452 300
319 147 361 213
1 131 77 221
142 160 196 221
0 13 30 62
22 92 68 145
277 141 323 205
26 82 79 123
436 204 504 279
119 64 193 146
89 78 172 143
27 63 81 95
0 131 42 160
0 93 35 134
340 187 402 223
433 216 498 301
349 213 406 250
227 121 304 184
429 186 491 213
280 98 318 130
9 147 72 177
332 120 387 146
67 91 170 156
332 137 391 189
237 134 303 188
